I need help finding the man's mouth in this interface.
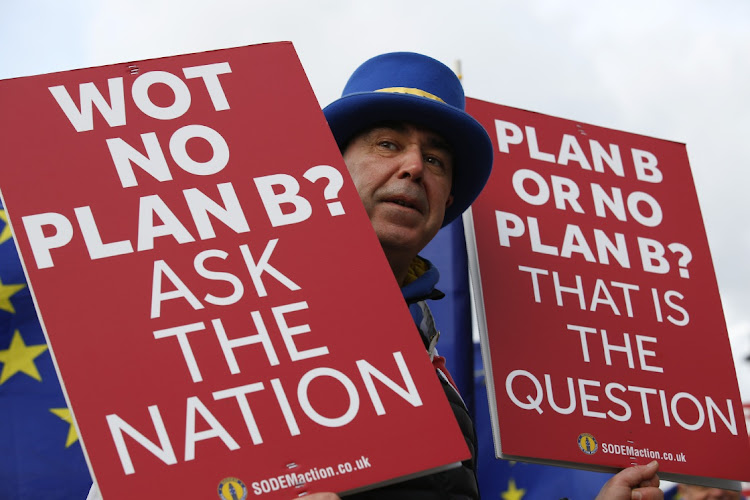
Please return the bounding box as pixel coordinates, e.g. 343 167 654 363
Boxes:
385 196 424 214
391 199 416 209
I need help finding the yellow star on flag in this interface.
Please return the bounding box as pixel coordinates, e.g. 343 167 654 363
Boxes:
0 330 48 384
50 408 79 447
0 276 26 314
501 478 526 500
0 210 12 245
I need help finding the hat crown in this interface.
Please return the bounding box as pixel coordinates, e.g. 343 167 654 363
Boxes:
341 52 466 111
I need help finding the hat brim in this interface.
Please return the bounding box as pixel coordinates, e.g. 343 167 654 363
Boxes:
323 91 493 227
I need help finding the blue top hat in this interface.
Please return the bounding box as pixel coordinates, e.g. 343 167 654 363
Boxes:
323 52 494 227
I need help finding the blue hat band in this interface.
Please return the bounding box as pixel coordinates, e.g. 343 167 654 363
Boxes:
374 87 446 103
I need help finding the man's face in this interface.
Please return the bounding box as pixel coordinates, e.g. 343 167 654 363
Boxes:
342 123 454 258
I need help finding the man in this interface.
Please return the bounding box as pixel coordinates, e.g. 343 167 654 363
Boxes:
307 52 664 499
321 51 492 498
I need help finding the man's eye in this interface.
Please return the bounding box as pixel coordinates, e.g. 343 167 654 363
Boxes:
377 140 398 150
425 155 445 168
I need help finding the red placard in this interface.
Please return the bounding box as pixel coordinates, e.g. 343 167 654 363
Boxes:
0 43 469 499
465 98 750 486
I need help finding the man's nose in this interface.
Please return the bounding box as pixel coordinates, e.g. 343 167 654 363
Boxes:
397 145 424 181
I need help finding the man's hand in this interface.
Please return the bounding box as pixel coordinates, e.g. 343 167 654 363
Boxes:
596 461 663 500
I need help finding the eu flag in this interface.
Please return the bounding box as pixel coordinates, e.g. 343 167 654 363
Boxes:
0 200 91 499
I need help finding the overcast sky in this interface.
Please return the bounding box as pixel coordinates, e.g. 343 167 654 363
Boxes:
2 0 749 398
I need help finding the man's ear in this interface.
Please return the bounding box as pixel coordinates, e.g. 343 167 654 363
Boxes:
445 194 454 208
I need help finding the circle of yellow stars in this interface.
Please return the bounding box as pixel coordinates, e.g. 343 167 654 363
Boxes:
0 208 78 447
